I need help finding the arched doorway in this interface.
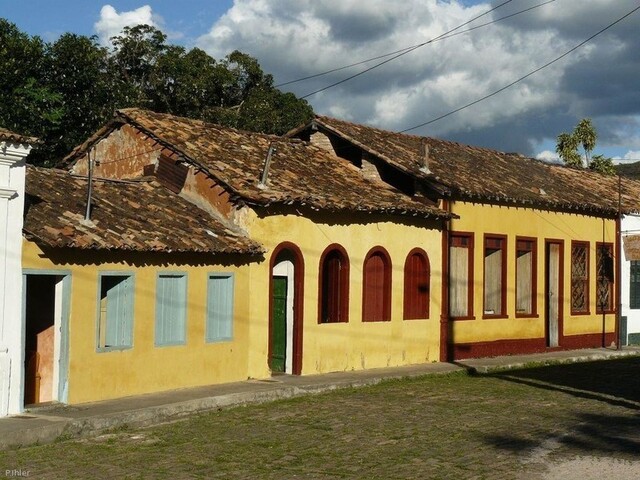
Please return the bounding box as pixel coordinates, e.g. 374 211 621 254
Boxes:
269 243 304 375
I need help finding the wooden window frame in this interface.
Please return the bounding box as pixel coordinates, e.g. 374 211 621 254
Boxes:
596 242 615 314
449 232 475 320
96 272 135 352
155 272 188 347
483 234 508 319
205 273 235 343
317 244 350 324
515 236 538 318
570 241 590 315
403 248 430 320
362 246 392 322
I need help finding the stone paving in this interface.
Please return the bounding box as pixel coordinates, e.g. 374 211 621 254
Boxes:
1 354 639 479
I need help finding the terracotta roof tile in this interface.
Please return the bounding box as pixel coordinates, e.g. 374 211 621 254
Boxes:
64 109 450 219
0 127 39 145
305 115 640 215
24 166 262 254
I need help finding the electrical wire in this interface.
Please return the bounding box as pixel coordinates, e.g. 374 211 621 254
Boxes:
276 0 555 89
399 4 640 133
300 0 516 99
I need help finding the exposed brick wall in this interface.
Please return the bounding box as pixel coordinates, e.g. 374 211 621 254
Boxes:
71 124 161 179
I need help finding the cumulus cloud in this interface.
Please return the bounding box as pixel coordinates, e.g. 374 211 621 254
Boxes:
536 150 560 163
94 5 163 45
192 0 639 155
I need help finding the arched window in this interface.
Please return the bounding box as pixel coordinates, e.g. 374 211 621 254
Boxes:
404 248 430 320
318 244 350 323
362 247 392 322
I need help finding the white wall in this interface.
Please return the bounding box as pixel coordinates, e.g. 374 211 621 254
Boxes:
621 214 640 344
0 140 31 416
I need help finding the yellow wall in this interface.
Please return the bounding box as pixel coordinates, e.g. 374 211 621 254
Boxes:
22 241 253 404
448 201 616 344
240 208 444 377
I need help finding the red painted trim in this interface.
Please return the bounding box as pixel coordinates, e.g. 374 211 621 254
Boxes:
545 239 565 347
362 246 392 322
561 332 616 349
570 240 591 315
515 236 538 318
269 242 305 375
483 234 507 318
595 242 615 314
453 338 546 359
440 201 451 362
403 247 430 320
452 332 616 360
317 243 350 324
449 231 474 320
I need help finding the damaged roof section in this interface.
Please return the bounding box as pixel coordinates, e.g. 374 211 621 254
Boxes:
298 115 640 216
23 166 262 254
63 109 451 220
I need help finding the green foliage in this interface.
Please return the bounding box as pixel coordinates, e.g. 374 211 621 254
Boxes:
0 20 313 165
556 132 581 168
556 118 614 175
589 154 615 176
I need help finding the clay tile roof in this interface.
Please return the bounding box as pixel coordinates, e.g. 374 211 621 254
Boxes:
0 127 39 145
24 166 263 254
305 115 640 216
77 109 448 219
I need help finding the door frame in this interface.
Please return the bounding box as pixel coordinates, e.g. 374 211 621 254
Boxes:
22 270 71 406
268 242 304 375
544 240 564 348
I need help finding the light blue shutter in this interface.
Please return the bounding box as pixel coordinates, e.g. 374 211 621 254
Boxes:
120 276 134 347
207 274 234 342
105 276 133 348
156 274 186 345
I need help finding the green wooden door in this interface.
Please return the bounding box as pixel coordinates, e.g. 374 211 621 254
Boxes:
271 276 287 372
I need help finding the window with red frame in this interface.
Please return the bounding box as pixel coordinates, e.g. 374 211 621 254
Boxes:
319 247 349 323
404 249 430 320
596 243 614 313
571 242 589 314
362 248 391 322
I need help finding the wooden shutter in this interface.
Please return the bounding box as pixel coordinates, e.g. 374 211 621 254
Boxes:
101 275 134 349
155 274 187 345
404 251 429 320
206 274 234 341
363 251 390 322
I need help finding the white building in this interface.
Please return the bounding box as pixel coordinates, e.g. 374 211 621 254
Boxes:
0 128 35 417
621 214 640 346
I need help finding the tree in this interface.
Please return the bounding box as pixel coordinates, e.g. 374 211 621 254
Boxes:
555 118 614 176
0 21 313 165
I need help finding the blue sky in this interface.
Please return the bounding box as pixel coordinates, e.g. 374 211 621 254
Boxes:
3 1 640 162
3 1 233 43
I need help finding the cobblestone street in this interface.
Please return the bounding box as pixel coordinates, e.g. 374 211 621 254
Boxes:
1 357 639 479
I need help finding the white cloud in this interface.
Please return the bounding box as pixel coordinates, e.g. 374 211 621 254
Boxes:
624 150 640 161
94 5 162 45
536 150 560 163
192 0 639 155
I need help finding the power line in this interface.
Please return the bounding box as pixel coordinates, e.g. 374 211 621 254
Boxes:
276 0 555 89
300 0 516 99
399 4 640 133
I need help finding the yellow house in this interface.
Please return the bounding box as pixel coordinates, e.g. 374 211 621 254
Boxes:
289 115 640 360
22 109 449 406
